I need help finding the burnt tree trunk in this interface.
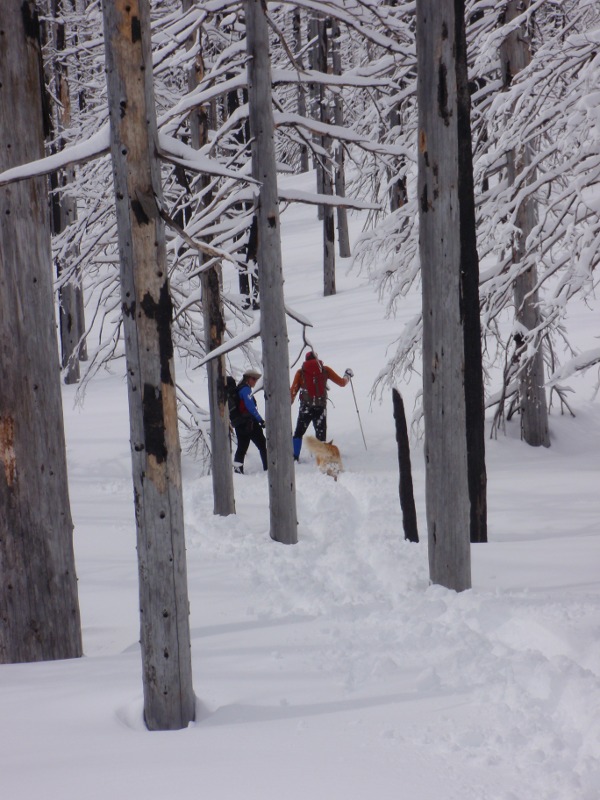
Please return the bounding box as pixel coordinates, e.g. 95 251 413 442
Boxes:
499 0 550 448
309 13 324 217
330 18 351 258
183 0 235 516
417 0 487 590
388 104 408 212
102 0 195 730
0 0 82 665
317 17 336 296
48 0 87 384
201 265 236 515
392 390 419 543
246 0 298 545
292 8 310 173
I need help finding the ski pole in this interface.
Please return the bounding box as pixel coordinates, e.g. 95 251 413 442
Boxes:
349 377 367 450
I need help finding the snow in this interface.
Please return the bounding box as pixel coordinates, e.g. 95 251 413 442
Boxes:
2 173 600 800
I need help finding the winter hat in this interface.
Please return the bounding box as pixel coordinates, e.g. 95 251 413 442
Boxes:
243 368 262 380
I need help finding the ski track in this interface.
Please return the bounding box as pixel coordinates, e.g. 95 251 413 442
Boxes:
184 451 600 800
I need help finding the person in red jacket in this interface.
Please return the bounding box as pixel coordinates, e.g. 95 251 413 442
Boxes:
290 351 353 461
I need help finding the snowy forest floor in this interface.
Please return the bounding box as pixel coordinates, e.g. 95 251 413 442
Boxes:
2 174 600 800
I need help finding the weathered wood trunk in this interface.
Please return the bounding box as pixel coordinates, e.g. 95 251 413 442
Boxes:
317 18 336 296
0 0 82 664
330 18 351 259
51 166 85 384
416 0 487 589
388 105 408 212
309 13 324 218
201 266 236 515
102 0 195 730
183 0 236 515
292 8 310 173
245 0 298 545
322 147 336 296
392 390 419 543
49 0 87 384
499 0 550 448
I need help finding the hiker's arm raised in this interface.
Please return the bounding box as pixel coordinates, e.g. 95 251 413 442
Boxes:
326 367 349 387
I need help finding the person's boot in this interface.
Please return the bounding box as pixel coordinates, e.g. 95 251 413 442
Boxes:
233 462 244 474
293 437 302 462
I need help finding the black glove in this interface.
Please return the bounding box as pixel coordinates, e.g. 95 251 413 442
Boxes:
344 368 354 379
259 420 266 428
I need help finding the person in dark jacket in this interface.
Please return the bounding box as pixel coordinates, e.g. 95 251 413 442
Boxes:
290 351 353 461
232 369 267 474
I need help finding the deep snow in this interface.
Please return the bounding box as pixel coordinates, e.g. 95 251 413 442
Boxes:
1 174 599 800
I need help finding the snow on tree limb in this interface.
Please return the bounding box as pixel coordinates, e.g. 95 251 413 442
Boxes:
279 187 380 210
548 348 600 385
193 319 262 369
273 111 413 158
157 132 257 182
0 124 259 189
194 303 314 370
0 125 109 187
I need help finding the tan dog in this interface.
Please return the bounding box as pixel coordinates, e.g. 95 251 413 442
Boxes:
305 436 343 480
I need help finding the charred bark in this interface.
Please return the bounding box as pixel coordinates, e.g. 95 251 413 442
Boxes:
102 0 195 730
417 0 487 589
392 390 419 543
0 0 82 665
246 0 298 545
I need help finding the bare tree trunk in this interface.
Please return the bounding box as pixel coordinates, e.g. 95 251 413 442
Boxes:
215 18 257 310
384 0 409 214
322 141 336 296
102 0 195 730
417 0 487 590
47 0 87 384
184 0 235 516
0 0 82 664
317 17 336 296
245 0 298 545
201 266 236 515
499 0 550 448
292 8 310 173
51 168 82 385
388 105 408 212
308 13 324 217
330 18 351 258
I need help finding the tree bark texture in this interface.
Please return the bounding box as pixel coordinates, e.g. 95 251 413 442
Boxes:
201 267 236 515
102 0 195 730
417 0 487 590
245 0 298 545
0 0 82 664
392 390 419 543
499 0 550 448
